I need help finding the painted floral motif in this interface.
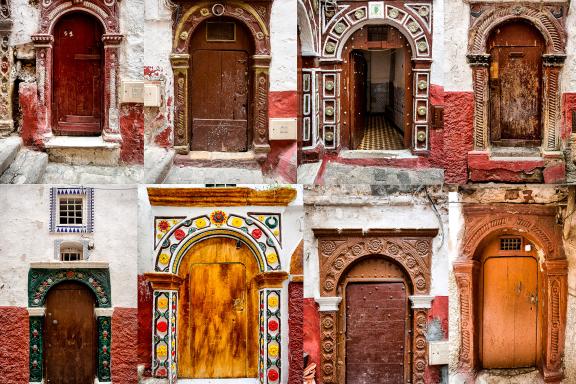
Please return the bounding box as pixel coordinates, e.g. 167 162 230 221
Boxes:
249 213 282 245
210 210 228 226
153 292 171 378
155 217 185 247
97 317 112 381
265 289 281 384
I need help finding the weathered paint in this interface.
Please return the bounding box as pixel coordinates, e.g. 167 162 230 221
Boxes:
120 104 145 164
269 90 298 118
19 82 42 149
443 91 474 184
137 275 153 374
0 307 29 384
302 298 320 383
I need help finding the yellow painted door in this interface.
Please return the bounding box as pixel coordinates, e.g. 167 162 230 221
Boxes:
189 262 247 378
482 257 538 368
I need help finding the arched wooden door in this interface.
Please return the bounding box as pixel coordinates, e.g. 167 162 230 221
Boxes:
44 282 97 384
189 18 253 152
339 257 411 383
53 12 104 136
488 20 545 147
177 237 259 378
480 236 540 369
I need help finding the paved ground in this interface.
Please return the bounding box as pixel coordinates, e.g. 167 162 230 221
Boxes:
297 162 322 184
41 163 143 184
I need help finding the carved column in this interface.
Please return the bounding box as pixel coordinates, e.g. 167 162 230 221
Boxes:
252 54 272 161
170 53 190 154
542 259 568 383
102 34 123 143
453 259 480 371
410 295 434 384
542 54 566 155
467 54 490 151
0 0 13 136
316 296 341 384
31 34 53 137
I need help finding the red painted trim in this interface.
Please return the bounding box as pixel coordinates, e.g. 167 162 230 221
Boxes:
269 90 298 118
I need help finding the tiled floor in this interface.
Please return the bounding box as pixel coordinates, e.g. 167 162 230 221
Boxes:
357 114 404 150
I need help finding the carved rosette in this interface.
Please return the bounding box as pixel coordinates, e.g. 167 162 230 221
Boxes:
467 4 567 153
315 229 437 384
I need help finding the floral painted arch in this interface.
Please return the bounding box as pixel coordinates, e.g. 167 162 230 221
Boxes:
154 210 282 273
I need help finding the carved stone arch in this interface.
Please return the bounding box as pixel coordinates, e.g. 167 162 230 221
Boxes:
154 211 282 273
466 3 567 155
41 4 119 35
170 1 272 156
298 0 317 56
454 204 567 383
468 6 566 55
313 229 438 384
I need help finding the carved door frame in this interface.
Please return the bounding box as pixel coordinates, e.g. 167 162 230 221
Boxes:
454 204 567 383
31 0 123 143
170 2 272 160
314 228 438 384
466 3 568 155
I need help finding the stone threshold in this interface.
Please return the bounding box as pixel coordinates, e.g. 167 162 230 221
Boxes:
177 380 258 384
45 136 120 149
186 150 256 161
489 147 542 160
338 149 418 159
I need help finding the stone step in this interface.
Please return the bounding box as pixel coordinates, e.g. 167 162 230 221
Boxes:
0 148 48 184
45 136 120 166
164 165 265 184
144 147 175 183
0 136 22 175
41 163 143 184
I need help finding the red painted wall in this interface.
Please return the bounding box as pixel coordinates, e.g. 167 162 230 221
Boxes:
288 283 303 384
0 307 29 383
19 82 43 149
119 104 144 164
443 91 474 184
112 307 138 384
303 298 320 383
137 275 153 375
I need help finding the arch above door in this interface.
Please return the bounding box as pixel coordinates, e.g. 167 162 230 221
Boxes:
170 1 272 158
313 228 438 384
454 204 568 383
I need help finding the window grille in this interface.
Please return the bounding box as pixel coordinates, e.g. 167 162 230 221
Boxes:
206 22 236 42
58 197 84 225
500 237 522 251
61 247 83 261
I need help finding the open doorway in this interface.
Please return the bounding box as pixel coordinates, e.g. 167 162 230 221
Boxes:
349 27 412 151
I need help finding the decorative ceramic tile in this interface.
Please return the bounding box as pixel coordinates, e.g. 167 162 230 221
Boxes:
263 289 281 384
29 317 43 382
154 217 185 247
49 187 94 233
248 213 282 246
97 317 112 381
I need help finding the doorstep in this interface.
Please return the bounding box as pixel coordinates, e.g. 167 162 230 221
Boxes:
339 149 417 159
45 136 120 166
177 379 258 384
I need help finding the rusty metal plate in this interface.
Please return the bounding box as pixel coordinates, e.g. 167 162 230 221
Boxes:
345 282 406 384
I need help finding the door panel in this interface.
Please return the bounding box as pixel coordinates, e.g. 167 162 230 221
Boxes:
488 21 544 146
53 13 103 136
191 50 248 152
350 51 367 149
45 282 96 384
483 257 538 368
345 282 406 384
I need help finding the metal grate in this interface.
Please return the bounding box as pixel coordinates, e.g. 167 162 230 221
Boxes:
61 248 83 261
500 237 522 251
58 197 83 225
206 21 236 42
368 26 389 41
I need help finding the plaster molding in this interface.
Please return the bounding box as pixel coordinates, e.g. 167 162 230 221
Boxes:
27 307 46 316
147 187 297 207
315 296 342 311
409 295 435 309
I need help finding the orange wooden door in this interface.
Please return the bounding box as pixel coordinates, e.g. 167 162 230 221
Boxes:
178 238 258 378
482 257 538 368
345 282 407 383
45 282 96 384
53 12 103 136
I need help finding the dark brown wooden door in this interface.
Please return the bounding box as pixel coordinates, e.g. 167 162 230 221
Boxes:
53 12 103 136
482 257 538 368
345 282 407 384
489 21 544 146
350 51 367 149
45 282 96 384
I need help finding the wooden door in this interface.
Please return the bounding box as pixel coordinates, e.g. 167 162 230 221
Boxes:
489 21 544 146
345 282 407 384
53 12 103 136
482 257 538 368
178 238 258 378
350 51 367 149
45 282 96 384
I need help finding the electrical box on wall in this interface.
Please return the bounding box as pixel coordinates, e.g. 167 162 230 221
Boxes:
428 340 449 365
144 82 162 107
120 80 144 103
269 118 297 140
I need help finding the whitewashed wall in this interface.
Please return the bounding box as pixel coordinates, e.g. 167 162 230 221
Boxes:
303 185 450 299
0 185 139 308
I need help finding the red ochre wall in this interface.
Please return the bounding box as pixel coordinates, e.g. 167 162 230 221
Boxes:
288 283 304 384
138 275 153 375
112 307 139 384
119 104 145 164
443 91 474 184
0 307 29 383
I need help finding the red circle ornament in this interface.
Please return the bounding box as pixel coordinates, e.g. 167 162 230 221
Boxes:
268 319 279 332
174 229 186 241
251 228 262 239
268 369 279 381
157 367 167 377
156 321 168 333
